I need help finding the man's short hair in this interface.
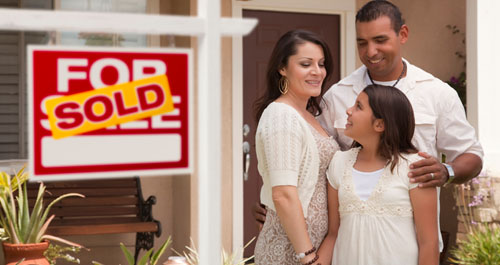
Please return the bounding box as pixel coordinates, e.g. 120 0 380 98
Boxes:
356 0 405 34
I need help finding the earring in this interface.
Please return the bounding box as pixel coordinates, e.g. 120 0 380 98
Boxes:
279 76 289 95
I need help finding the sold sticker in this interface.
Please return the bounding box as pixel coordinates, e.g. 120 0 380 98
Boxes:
45 74 174 139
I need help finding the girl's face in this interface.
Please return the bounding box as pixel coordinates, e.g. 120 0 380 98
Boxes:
279 41 326 99
345 92 381 141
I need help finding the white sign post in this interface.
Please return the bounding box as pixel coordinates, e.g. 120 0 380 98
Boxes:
0 4 257 264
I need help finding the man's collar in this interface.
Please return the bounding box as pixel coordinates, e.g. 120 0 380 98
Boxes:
338 58 435 94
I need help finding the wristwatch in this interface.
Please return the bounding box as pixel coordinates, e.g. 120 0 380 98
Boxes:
443 163 455 186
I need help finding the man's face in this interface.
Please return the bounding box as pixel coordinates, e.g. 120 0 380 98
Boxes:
356 16 408 81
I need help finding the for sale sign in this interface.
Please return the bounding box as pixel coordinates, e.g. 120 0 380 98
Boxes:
28 46 192 181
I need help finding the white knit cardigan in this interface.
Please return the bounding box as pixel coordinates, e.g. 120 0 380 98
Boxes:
256 102 320 217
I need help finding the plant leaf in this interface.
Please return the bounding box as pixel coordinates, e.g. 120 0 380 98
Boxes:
42 234 84 248
150 236 172 265
18 182 30 242
36 214 55 242
119 243 135 265
25 183 46 242
138 248 153 265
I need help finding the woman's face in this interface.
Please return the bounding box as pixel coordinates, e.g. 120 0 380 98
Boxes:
279 42 326 99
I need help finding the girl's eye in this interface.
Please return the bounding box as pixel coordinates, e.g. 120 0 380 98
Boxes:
301 63 310 67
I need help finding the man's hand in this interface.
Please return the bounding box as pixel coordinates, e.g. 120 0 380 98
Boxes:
252 202 267 231
408 152 448 188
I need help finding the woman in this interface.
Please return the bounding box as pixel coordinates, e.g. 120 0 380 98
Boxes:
253 29 339 265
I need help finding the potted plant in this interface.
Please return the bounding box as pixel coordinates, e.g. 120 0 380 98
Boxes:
0 167 84 265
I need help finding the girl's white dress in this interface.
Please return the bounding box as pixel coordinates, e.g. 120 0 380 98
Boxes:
327 147 422 265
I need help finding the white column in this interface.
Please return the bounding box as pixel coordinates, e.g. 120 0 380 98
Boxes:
197 0 222 264
467 0 500 175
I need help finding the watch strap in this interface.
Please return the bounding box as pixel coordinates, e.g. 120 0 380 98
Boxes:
443 163 455 185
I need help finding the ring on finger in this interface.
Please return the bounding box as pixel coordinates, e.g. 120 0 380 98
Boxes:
430 172 435 180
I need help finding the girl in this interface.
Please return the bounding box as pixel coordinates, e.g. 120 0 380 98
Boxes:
253 29 339 265
325 85 439 265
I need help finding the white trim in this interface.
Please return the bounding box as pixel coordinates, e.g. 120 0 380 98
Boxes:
0 8 257 36
198 0 222 263
466 0 478 130
231 0 356 254
231 3 244 257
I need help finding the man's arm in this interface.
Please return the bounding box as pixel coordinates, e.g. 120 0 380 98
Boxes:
408 152 482 188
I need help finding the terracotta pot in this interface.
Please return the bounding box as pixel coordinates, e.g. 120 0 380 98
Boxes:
2 241 50 265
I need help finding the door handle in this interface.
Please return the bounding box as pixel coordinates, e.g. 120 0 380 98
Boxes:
243 141 251 181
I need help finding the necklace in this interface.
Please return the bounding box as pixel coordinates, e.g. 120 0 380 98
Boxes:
367 60 407 88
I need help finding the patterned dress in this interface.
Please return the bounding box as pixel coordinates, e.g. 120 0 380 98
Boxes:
254 125 339 264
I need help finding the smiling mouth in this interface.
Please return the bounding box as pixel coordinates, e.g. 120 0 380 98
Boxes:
306 80 321 85
368 58 382 64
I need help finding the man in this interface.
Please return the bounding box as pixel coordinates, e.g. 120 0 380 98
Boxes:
254 0 483 253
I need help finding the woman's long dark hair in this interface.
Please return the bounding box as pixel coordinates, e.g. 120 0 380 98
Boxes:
254 29 333 122
352 85 418 171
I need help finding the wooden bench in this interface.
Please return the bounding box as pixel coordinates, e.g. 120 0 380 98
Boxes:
28 177 162 262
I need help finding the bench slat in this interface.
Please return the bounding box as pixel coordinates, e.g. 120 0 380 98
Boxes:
29 197 138 207
48 206 138 217
50 216 141 226
28 179 137 189
27 187 138 197
47 222 158 236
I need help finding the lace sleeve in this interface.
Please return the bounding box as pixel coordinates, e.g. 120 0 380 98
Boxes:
259 108 303 187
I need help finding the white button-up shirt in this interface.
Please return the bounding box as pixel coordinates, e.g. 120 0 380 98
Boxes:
319 59 483 161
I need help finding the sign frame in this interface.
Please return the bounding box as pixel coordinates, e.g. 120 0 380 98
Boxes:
28 45 194 181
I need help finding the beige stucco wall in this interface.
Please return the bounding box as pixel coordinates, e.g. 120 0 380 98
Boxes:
356 0 466 260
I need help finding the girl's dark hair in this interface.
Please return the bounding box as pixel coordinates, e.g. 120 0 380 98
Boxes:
254 29 333 122
352 85 418 171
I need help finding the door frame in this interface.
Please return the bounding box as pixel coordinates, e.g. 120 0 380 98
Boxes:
231 0 357 253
